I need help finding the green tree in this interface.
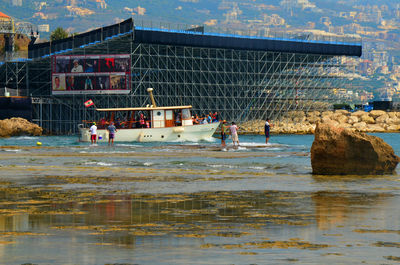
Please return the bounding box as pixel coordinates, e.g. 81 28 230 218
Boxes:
50 27 69 41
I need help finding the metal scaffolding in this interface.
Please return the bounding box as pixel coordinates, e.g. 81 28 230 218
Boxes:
130 43 350 122
0 20 38 61
0 22 359 134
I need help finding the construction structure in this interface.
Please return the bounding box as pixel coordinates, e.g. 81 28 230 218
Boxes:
0 18 362 134
0 11 38 120
0 11 38 60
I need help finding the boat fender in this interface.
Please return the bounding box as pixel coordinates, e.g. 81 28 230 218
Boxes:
138 132 144 142
173 127 184 133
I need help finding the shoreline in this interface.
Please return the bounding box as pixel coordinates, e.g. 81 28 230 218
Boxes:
239 110 400 135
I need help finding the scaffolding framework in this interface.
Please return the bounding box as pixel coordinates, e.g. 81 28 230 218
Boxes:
1 20 38 61
0 21 360 134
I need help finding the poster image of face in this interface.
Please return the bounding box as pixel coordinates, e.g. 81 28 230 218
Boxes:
115 58 129 72
56 58 70 73
53 74 66 91
66 75 75 90
71 58 84 73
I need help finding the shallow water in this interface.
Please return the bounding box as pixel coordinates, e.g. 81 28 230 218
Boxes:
0 134 399 264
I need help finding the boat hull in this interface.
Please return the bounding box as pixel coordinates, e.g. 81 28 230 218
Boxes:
78 123 220 142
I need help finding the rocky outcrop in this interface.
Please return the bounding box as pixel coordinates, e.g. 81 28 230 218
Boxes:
310 122 400 175
239 110 400 135
0 118 43 137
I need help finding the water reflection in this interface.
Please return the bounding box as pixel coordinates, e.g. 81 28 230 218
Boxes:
0 187 398 264
0 188 394 240
312 191 392 230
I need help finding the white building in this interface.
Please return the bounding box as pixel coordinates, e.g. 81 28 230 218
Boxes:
38 24 50 33
12 0 22 6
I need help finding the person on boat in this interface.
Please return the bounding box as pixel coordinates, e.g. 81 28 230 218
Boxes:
220 120 227 147
89 122 97 144
201 114 208 124
100 117 106 129
107 121 117 146
207 113 212 124
192 116 197 124
194 114 200 124
228 121 240 147
213 112 219 122
139 113 145 128
115 118 121 129
265 118 273 144
175 112 182 126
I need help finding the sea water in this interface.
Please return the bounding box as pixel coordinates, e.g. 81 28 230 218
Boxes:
0 134 399 264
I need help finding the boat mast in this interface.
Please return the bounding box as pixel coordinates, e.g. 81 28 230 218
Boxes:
147 88 157 107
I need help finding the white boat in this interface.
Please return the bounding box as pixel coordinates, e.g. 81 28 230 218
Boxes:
78 88 220 142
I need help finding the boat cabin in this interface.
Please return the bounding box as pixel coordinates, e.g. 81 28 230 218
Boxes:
88 106 193 129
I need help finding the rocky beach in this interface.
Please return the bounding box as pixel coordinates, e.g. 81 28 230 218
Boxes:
240 110 400 135
1 110 400 138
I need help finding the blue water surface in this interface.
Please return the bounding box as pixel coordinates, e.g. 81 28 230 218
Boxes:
0 133 399 265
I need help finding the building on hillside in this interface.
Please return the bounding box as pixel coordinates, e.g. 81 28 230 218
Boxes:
0 11 11 22
12 0 23 6
0 11 14 59
38 24 50 33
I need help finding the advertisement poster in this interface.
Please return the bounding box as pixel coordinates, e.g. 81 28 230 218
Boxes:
51 54 130 95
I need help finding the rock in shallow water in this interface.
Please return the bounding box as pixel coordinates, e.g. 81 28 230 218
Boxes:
0 117 43 137
311 122 400 175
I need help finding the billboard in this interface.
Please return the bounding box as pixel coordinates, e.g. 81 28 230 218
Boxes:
51 54 130 95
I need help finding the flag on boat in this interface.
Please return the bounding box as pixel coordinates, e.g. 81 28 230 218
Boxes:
84 99 94 108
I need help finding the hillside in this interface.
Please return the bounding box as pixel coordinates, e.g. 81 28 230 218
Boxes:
0 0 399 37
2 0 400 102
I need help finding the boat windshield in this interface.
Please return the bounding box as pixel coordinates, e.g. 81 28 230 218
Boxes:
182 109 191 120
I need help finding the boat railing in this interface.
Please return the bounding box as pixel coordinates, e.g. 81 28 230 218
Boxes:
80 118 220 129
81 119 152 129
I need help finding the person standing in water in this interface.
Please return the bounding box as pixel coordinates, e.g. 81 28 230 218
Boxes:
220 120 227 147
228 121 239 146
264 118 272 144
107 121 117 146
89 122 97 144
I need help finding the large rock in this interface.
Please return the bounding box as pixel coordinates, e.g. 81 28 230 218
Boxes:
351 110 367 117
311 122 399 175
0 118 43 137
369 110 386 119
347 115 359 125
360 115 375 124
